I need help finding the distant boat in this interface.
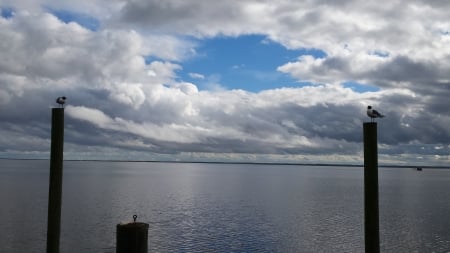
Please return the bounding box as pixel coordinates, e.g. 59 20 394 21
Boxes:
416 167 422 171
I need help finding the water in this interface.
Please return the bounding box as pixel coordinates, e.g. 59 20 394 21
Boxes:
1 160 449 252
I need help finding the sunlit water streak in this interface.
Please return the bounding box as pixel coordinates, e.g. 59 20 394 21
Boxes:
1 160 449 252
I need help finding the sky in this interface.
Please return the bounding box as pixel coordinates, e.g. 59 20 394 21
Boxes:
0 0 449 165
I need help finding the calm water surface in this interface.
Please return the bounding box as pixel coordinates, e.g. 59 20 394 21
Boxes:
1 160 449 252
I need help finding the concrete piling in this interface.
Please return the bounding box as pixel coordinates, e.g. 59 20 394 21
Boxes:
116 215 149 253
46 108 65 253
363 122 380 253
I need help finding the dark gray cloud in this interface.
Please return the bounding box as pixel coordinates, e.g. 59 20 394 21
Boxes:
116 1 254 37
366 56 442 87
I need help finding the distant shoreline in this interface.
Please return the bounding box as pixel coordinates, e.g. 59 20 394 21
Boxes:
1 157 449 169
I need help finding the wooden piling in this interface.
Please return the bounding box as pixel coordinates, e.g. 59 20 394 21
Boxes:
116 215 149 253
47 108 64 253
363 122 380 253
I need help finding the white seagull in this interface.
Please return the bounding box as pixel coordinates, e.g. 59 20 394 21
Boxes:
56 96 66 108
367 105 384 122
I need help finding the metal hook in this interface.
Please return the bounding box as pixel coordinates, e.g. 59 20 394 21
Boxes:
133 215 137 222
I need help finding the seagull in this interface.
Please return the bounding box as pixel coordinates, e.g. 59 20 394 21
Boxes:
56 96 66 108
367 105 384 122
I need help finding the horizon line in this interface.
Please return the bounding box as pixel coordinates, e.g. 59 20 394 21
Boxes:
1 157 448 169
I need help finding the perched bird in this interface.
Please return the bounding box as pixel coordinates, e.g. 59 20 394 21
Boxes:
56 96 66 107
367 105 384 122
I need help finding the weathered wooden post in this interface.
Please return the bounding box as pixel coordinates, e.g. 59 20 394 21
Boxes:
363 122 380 253
47 108 64 253
116 215 149 253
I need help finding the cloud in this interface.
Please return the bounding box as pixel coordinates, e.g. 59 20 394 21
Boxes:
143 34 198 62
66 106 113 128
66 105 205 144
188 72 205 80
108 82 146 109
169 82 199 95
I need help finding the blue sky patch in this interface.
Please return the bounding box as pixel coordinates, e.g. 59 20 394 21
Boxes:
47 8 100 31
178 35 326 92
1 7 14 19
